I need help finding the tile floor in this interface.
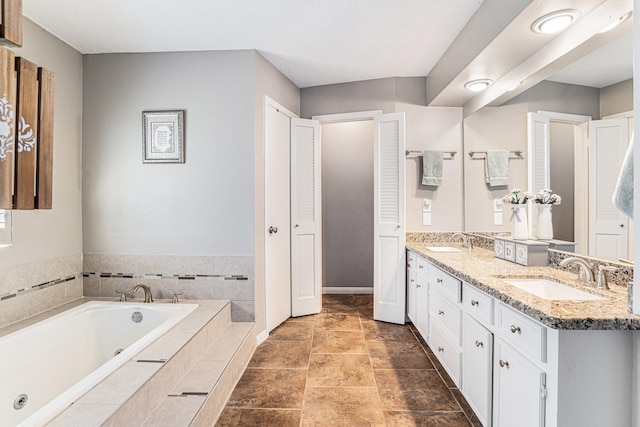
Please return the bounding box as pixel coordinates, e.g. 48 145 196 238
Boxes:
217 294 481 426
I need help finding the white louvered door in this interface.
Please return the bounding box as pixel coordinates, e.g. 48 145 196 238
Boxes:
373 113 406 324
291 118 322 317
588 119 629 260
527 112 550 239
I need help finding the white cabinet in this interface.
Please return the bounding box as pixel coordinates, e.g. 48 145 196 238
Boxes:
494 339 546 427
415 274 428 339
462 314 493 427
406 251 417 323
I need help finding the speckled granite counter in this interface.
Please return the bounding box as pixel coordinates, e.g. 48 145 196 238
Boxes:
407 242 640 330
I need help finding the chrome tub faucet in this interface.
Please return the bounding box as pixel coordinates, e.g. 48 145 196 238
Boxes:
130 284 154 303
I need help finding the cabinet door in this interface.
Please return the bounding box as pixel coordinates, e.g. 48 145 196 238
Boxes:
494 340 546 427
415 274 428 340
462 314 493 427
407 267 417 323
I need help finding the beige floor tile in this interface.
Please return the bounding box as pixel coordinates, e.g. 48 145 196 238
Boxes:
307 353 375 387
300 387 386 426
248 340 311 369
216 408 301 427
311 330 367 354
269 321 315 341
375 369 460 411
226 368 307 409
361 319 419 342
367 340 434 369
315 313 362 330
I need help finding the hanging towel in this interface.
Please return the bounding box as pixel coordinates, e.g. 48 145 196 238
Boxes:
422 150 443 186
613 132 634 219
485 150 509 187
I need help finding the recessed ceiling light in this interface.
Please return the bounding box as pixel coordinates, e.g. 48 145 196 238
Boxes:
532 10 579 34
464 79 493 92
598 11 632 33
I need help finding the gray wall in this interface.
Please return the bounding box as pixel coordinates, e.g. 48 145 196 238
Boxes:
0 19 84 326
601 79 633 117
83 50 255 255
322 121 374 288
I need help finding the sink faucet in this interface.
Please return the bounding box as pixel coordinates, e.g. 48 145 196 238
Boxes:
130 284 154 303
452 232 473 249
596 265 617 290
559 257 595 286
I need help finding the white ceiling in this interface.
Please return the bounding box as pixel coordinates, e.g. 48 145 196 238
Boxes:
22 0 484 88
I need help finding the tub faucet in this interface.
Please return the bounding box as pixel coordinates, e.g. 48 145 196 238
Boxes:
452 232 473 249
130 284 154 303
559 257 595 286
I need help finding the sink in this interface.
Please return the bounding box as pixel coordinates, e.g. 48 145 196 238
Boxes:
426 246 462 253
502 278 606 301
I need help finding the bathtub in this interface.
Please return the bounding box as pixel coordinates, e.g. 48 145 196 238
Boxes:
0 301 198 427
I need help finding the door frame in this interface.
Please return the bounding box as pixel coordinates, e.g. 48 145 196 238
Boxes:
262 96 298 343
312 110 382 295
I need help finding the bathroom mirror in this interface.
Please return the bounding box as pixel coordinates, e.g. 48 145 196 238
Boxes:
462 27 633 262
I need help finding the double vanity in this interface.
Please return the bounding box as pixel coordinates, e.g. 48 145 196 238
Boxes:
406 237 639 427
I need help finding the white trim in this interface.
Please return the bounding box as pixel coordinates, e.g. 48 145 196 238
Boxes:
603 110 633 120
536 110 591 124
265 95 298 119
256 330 269 346
312 110 382 123
323 287 374 294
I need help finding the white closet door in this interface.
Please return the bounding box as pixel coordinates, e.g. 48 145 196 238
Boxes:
589 118 629 260
291 118 322 317
527 112 550 239
373 112 406 324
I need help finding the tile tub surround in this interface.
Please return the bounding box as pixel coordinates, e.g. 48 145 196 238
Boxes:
83 254 255 322
407 242 640 330
1 298 257 426
0 254 83 328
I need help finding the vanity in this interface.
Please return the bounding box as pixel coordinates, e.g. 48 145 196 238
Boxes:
406 240 639 427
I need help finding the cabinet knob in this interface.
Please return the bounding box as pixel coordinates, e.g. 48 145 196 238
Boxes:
418 265 424 269
268 226 279 234
510 325 521 334
471 299 479 306
416 284 421 288
475 340 483 348
499 360 509 368
437 347 444 352
436 278 443 283
410 279 415 283
438 310 444 315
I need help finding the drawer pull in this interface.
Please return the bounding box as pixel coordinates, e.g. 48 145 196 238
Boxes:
419 265 424 269
436 278 443 283
416 284 421 288
410 279 415 283
438 310 444 315
437 347 444 352
471 299 479 306
510 325 521 334
475 340 483 348
499 360 509 368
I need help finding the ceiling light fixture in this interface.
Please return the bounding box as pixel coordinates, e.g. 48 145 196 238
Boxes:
464 79 493 92
598 11 632 33
531 9 579 34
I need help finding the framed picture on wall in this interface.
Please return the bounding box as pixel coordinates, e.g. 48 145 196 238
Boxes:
142 110 185 163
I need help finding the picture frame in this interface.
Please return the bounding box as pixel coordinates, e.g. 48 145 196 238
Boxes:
142 110 185 163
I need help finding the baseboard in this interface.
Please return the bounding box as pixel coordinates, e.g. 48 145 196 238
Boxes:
323 287 373 294
256 329 269 345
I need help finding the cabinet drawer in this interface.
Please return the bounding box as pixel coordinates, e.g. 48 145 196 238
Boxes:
429 321 462 386
429 287 462 344
427 263 461 302
407 250 417 268
496 303 546 362
462 283 494 325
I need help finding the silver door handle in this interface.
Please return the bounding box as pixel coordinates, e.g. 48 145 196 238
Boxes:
268 226 278 234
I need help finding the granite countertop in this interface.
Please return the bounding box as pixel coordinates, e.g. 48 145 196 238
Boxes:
407 241 640 330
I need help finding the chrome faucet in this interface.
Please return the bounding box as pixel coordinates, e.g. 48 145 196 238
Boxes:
596 265 617 290
130 284 154 303
452 232 473 249
559 257 595 286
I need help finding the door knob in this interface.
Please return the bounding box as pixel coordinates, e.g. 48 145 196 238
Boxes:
268 226 278 234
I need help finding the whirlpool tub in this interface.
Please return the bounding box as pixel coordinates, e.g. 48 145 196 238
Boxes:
0 301 198 426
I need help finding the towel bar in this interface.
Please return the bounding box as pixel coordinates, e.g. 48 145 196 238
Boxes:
405 150 456 159
468 150 522 159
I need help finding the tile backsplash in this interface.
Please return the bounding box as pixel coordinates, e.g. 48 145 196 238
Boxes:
82 254 255 322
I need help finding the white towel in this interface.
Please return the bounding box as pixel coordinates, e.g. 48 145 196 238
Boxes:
613 132 634 219
422 150 443 186
485 150 509 187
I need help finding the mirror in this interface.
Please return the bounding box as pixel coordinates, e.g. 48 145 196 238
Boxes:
462 28 633 263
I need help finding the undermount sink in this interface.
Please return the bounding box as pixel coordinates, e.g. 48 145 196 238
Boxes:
501 278 606 301
426 246 462 253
